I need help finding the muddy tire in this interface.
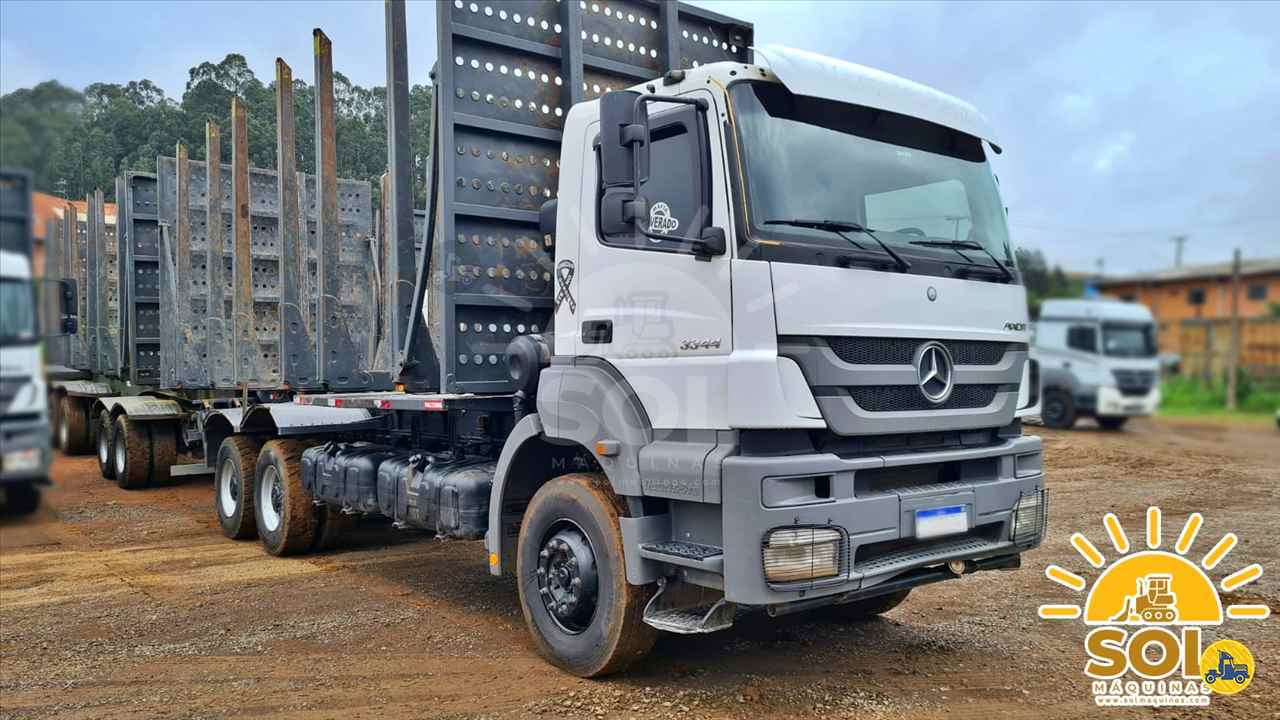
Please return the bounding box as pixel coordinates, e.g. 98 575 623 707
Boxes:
516 473 657 677
255 440 317 556
825 589 911 621
96 410 116 480
149 423 178 484
2 482 41 517
113 415 152 490
215 435 262 540
1041 389 1076 429
1097 416 1128 431
58 396 91 455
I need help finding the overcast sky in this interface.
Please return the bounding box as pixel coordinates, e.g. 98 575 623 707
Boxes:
2 0 1277 273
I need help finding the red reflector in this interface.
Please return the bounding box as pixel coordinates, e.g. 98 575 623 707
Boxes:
378 400 392 409
333 398 344 407
423 399 445 411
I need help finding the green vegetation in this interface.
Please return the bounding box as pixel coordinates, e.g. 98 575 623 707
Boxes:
1016 247 1085 318
1159 374 1280 416
0 54 433 206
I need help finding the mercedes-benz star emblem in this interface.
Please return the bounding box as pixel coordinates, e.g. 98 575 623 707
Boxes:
915 341 954 404
927 286 938 302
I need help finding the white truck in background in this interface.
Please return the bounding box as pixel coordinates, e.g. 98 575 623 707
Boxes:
0 249 51 515
1035 298 1161 430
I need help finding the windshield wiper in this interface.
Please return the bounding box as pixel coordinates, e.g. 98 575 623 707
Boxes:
764 219 911 272
907 239 1014 282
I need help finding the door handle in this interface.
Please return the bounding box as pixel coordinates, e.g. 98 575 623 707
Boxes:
581 319 613 344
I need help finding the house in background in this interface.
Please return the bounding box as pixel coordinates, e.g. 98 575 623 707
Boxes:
30 190 116 276
1096 258 1280 379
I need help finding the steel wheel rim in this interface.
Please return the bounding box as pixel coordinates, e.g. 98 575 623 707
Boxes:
217 457 238 518
114 433 126 475
258 464 283 532
98 426 110 465
1044 396 1065 424
535 519 599 634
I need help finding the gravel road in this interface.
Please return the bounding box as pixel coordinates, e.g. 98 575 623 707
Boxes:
2 416 1276 719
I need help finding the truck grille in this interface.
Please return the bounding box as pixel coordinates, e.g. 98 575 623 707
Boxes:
847 384 999 412
1112 369 1156 397
825 337 1017 366
0 376 29 415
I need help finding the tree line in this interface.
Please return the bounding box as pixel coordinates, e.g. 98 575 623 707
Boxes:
0 54 433 207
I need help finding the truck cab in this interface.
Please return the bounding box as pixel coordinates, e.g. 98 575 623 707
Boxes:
1035 298 1160 430
496 44 1045 657
0 250 50 514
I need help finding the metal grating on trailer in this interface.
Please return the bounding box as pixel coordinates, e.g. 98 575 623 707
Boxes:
430 0 751 393
120 172 162 385
156 155 374 391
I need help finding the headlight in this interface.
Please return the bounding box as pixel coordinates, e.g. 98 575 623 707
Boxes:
762 527 842 583
2 448 42 473
1011 490 1048 544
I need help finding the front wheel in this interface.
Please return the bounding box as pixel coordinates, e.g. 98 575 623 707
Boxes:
1041 389 1077 430
1097 416 1128 431
516 473 656 677
2 482 41 516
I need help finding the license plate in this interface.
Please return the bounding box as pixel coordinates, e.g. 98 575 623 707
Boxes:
1124 404 1144 413
915 505 968 539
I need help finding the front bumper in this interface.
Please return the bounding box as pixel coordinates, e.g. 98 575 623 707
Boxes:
720 435 1045 606
1096 385 1160 417
0 417 51 483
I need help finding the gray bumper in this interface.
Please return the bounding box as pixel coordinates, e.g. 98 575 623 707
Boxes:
720 436 1045 606
0 417 52 484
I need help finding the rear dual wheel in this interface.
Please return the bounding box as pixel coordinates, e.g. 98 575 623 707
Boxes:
216 435 262 539
97 411 116 480
112 416 179 490
57 397 91 455
254 440 318 556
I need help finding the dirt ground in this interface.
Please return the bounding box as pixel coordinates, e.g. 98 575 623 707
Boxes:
2 416 1276 719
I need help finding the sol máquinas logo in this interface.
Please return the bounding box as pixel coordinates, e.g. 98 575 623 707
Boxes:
1038 507 1268 707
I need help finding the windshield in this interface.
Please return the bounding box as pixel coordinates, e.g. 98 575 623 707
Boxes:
1103 322 1157 358
0 278 36 346
729 81 1015 279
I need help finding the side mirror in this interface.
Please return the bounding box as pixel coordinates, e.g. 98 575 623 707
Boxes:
59 278 78 336
539 198 558 237
696 226 727 259
62 316 78 335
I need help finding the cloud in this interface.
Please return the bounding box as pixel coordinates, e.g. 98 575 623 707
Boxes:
1055 92 1096 128
1091 131 1136 174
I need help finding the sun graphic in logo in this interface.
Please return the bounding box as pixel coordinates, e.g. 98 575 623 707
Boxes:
1038 507 1269 624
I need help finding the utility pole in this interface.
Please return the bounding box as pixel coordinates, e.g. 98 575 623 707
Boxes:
1226 248 1241 410
1170 235 1187 268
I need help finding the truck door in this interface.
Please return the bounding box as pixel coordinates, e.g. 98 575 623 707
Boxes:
574 89 734 429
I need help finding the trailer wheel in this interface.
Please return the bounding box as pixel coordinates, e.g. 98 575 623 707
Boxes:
824 589 911 621
216 435 262 539
58 396 91 455
1041 389 1076 429
113 415 152 490
149 423 178 483
254 440 316 556
96 410 116 480
516 473 657 677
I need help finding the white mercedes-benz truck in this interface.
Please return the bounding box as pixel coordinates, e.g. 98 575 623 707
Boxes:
1036 298 1160 430
135 2 1048 677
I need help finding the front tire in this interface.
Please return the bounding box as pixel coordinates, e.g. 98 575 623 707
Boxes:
254 440 317 556
2 482 41 516
516 473 656 677
216 435 262 539
1041 389 1077 429
1097 416 1128 431
96 410 116 480
113 415 152 490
